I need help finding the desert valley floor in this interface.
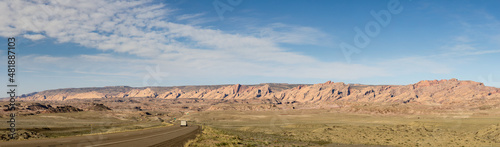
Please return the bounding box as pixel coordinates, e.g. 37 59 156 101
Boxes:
1 79 499 146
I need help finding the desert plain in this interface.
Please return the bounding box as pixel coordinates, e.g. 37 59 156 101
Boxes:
1 79 499 146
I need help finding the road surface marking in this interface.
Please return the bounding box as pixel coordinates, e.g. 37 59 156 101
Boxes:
85 127 191 147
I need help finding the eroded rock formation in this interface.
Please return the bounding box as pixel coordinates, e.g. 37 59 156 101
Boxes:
19 79 500 105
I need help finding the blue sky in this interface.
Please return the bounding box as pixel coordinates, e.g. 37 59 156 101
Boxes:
1 0 500 96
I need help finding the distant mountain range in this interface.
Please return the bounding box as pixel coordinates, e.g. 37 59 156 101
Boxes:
18 79 500 106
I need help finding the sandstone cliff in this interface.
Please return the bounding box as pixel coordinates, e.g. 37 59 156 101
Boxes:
18 79 500 105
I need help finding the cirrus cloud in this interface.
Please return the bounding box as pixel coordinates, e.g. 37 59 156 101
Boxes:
0 0 450 95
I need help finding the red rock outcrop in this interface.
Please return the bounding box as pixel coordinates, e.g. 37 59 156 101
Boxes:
18 79 500 106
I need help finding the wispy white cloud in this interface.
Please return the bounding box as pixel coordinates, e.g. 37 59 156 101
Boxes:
0 0 452 89
440 35 477 52
444 10 500 55
454 36 472 43
174 12 215 25
20 54 148 77
23 34 46 40
462 49 500 56
443 44 476 52
256 23 334 46
176 13 205 21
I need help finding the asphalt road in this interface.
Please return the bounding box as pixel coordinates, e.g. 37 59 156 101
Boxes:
0 125 200 147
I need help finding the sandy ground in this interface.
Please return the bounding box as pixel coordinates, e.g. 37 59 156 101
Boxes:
184 108 500 146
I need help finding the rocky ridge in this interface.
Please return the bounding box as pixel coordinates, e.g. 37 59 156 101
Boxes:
18 79 500 105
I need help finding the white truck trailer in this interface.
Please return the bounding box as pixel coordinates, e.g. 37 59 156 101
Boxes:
180 120 187 127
